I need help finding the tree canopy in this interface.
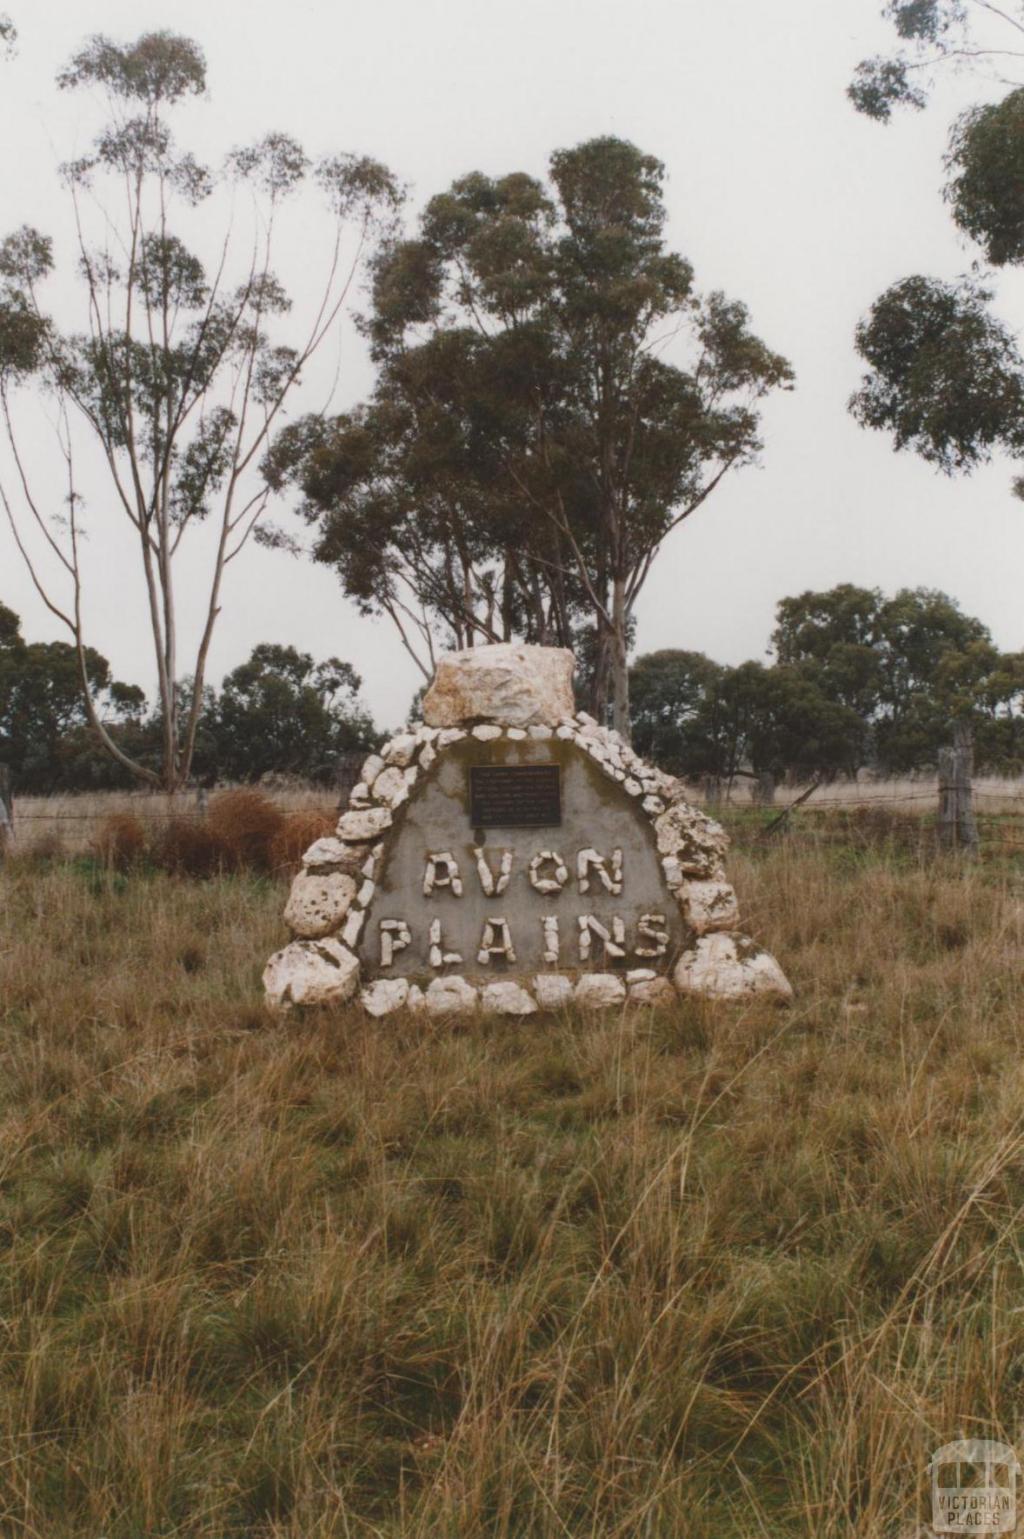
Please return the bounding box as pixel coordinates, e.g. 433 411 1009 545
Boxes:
0 604 378 792
630 584 1024 784
849 3 1024 489
0 29 400 791
0 601 146 792
848 2 1022 122
269 135 793 736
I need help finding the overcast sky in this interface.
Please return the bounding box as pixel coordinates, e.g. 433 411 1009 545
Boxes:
2 0 1022 729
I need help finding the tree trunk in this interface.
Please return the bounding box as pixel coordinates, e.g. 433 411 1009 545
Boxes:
589 621 612 721
0 764 13 859
703 775 722 809
610 576 631 741
754 770 776 807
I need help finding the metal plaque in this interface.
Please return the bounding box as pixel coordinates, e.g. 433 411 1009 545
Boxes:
469 764 562 828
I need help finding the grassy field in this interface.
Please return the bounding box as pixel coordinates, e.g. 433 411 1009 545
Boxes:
1 825 1024 1536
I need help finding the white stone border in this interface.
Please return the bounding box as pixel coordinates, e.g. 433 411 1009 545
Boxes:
263 712 792 1013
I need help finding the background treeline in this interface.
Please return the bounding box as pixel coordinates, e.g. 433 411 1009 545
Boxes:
630 583 1024 785
0 602 378 794
5 582 1024 795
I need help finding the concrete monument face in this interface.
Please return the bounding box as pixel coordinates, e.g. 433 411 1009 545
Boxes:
263 642 793 1015
361 736 680 980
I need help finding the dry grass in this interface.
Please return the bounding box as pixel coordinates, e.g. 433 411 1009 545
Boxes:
1 838 1023 1535
13 786 338 857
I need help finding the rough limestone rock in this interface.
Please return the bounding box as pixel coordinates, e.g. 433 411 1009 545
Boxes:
574 973 627 1009
383 733 419 768
482 981 538 1016
337 806 392 843
533 973 574 1010
673 933 793 1001
302 836 366 874
371 766 411 809
628 976 677 1008
361 753 385 787
680 879 740 936
361 978 410 1017
284 870 358 939
654 802 729 878
263 938 360 1010
422 642 574 728
424 976 479 1015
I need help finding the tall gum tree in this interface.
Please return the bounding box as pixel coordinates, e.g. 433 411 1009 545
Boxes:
0 30 401 792
271 137 793 738
849 2 1024 491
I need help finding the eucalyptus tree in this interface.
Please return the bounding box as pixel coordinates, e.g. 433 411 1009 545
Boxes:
274 137 792 736
849 3 1024 490
0 30 400 791
849 1 1024 121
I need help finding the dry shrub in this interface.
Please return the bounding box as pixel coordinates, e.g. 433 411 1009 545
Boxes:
15 831 66 865
156 818 227 878
206 788 284 874
269 809 335 876
92 813 147 871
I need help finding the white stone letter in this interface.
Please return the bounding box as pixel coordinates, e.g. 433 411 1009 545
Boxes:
577 848 623 896
473 846 512 896
542 914 560 964
423 851 463 897
380 919 411 968
578 914 626 963
529 850 569 895
429 918 463 970
477 917 517 965
635 913 670 959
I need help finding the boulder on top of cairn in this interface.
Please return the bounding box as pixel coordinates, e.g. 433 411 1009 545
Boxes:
422 642 575 729
264 642 793 1014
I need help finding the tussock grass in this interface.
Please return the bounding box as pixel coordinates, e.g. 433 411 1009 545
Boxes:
1 845 1023 1534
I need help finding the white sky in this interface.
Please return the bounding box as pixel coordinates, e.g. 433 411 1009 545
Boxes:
1 0 1022 731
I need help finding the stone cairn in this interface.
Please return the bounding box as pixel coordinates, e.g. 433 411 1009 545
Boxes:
264 643 792 1014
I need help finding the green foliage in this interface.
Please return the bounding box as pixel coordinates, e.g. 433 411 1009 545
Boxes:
630 649 726 773
773 584 1020 773
633 585 1023 781
57 30 206 103
848 5 1024 490
211 644 378 783
0 227 53 380
848 1 969 118
273 136 792 727
848 56 926 120
0 604 144 793
0 604 378 792
946 89 1024 265
850 276 1024 472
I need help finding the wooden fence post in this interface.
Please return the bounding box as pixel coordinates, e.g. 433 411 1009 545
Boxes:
754 770 776 807
335 751 364 813
0 764 13 859
703 775 722 810
938 721 979 855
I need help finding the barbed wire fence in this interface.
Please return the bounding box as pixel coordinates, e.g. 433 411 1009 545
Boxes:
4 733 1024 860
